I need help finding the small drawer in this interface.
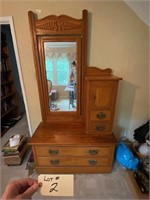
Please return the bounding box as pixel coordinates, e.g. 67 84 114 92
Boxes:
35 146 112 157
90 111 111 121
37 157 111 167
90 121 111 134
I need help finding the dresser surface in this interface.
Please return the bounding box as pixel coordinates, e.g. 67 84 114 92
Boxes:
28 122 117 174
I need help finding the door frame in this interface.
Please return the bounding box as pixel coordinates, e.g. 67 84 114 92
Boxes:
0 16 32 136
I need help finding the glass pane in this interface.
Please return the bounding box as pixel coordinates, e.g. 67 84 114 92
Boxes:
44 41 77 112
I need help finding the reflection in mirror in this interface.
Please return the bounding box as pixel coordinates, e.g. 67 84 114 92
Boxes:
44 42 77 112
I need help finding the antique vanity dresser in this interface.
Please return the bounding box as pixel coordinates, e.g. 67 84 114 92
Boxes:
28 10 122 174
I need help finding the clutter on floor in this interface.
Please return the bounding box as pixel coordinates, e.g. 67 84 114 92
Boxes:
2 134 28 166
116 121 149 195
132 121 149 193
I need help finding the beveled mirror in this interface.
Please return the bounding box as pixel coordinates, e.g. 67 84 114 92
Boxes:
28 10 87 121
44 41 77 111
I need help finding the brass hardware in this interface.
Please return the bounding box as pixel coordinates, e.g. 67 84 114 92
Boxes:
49 149 59 155
89 149 98 155
96 112 106 119
50 160 59 165
88 160 97 165
96 126 105 131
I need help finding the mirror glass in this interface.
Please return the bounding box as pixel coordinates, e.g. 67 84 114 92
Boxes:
44 42 77 112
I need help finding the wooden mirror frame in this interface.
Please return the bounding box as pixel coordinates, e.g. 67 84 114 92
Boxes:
28 10 88 122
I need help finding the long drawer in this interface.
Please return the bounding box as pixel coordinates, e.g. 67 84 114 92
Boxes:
35 146 112 157
37 157 111 167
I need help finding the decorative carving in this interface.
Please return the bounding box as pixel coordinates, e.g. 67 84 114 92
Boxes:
36 15 82 31
86 67 112 76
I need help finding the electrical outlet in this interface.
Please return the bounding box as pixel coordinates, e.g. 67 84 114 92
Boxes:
121 130 128 138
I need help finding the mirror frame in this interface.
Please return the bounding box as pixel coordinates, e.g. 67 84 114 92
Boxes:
28 10 88 122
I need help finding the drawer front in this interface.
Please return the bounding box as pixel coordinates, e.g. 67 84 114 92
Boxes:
35 146 112 157
37 157 111 167
90 122 111 133
90 111 111 121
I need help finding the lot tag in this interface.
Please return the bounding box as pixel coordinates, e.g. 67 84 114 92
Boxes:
38 174 74 196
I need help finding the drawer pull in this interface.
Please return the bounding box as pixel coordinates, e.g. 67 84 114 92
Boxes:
89 149 98 155
88 160 97 165
96 112 106 119
96 126 105 131
50 160 59 165
49 150 59 155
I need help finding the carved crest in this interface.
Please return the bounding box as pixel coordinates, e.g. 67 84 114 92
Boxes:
36 15 82 31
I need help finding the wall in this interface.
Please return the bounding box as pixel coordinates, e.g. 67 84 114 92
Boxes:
1 0 149 140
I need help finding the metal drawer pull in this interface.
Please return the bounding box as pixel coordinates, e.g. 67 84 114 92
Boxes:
49 149 59 155
89 149 99 155
96 126 105 131
88 160 97 165
50 160 59 165
96 112 106 119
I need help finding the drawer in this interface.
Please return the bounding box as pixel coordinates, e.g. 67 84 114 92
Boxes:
90 121 111 133
37 157 111 167
35 146 112 157
90 111 111 121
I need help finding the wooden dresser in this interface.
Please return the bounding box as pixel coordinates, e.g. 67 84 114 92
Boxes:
29 67 121 174
29 122 117 174
28 10 122 174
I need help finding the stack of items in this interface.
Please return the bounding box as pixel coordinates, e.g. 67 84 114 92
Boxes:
2 135 28 166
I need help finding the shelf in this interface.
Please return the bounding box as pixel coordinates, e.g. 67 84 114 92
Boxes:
1 92 16 101
1 69 11 73
1 105 18 118
1 80 13 86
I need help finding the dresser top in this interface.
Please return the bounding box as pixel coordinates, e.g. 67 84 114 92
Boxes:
28 122 117 145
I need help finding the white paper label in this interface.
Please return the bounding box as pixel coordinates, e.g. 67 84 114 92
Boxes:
38 174 74 196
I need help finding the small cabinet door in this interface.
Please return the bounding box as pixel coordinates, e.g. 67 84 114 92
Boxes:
90 81 118 110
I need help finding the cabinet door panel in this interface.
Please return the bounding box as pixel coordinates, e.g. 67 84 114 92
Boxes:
91 81 118 110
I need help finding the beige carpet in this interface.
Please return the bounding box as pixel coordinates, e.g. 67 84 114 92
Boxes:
0 114 136 200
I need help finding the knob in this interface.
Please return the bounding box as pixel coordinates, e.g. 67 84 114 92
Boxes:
96 126 105 131
96 112 106 119
89 149 99 155
50 160 59 165
88 160 97 165
49 149 59 155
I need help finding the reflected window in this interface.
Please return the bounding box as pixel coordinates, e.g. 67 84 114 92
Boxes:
57 58 69 85
44 41 77 112
45 57 69 86
45 58 53 82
